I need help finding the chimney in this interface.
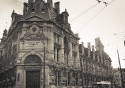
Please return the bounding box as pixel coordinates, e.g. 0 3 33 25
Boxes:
92 45 95 60
54 1 60 14
88 42 91 50
87 42 91 57
92 45 95 52
47 0 53 8
28 0 33 3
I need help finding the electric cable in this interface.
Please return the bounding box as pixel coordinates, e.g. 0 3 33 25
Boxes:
0 17 11 21
110 4 125 12
76 0 115 33
101 31 125 39
106 38 124 47
76 6 107 33
69 2 100 22
13 0 22 4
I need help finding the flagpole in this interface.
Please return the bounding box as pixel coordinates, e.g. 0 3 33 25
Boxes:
117 49 124 88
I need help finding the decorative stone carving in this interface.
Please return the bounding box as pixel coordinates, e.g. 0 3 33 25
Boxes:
22 22 48 40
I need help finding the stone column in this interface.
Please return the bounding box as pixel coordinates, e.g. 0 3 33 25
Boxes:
92 45 95 60
15 66 24 88
56 71 58 86
55 48 57 62
49 29 54 60
87 42 91 58
44 66 49 88
97 51 100 62
59 34 64 63
75 43 80 67
68 40 73 66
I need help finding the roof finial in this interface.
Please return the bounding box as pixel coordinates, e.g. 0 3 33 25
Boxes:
13 10 15 13
65 8 67 12
5 22 7 29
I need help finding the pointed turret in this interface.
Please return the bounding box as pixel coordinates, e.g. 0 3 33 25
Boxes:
3 29 7 36
54 1 60 15
1 29 8 42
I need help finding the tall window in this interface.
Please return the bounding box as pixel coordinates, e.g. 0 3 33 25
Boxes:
64 37 69 65
64 37 68 48
57 49 59 62
57 35 60 43
54 34 56 43
54 47 55 60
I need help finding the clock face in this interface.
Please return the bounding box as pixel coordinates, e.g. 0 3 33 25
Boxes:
32 27 37 32
29 25 39 34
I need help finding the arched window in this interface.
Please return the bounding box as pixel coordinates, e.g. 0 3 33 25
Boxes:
24 55 41 65
64 37 68 48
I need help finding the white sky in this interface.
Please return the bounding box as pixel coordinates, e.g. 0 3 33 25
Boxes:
0 0 125 68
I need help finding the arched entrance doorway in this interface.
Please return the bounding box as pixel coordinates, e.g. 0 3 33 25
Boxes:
24 55 42 88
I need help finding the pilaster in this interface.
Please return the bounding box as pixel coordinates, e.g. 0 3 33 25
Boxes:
55 48 57 62
14 66 24 88
68 39 73 66
59 33 64 63
42 66 49 87
87 42 91 58
92 45 95 60
48 29 54 60
75 43 80 68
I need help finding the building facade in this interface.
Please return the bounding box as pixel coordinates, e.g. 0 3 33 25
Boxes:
0 0 113 88
113 68 122 88
79 38 113 88
121 68 125 88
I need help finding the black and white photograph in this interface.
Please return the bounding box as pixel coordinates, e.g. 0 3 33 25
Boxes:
0 0 125 88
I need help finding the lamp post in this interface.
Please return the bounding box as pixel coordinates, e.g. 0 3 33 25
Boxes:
117 49 124 88
41 33 48 88
43 42 45 88
80 57 84 88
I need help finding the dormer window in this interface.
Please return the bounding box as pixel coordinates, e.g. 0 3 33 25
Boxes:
41 9 44 11
32 8 35 12
41 9 45 13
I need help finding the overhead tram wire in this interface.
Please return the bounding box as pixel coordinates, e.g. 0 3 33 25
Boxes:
76 6 107 33
76 0 115 33
110 4 125 12
98 31 125 41
87 30 125 47
69 0 104 22
13 0 23 4
105 38 124 47
0 17 11 21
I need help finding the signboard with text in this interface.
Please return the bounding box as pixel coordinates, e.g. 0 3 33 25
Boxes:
20 41 43 49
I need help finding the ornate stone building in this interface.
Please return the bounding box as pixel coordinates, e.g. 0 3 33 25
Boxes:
0 0 113 88
79 37 113 88
0 0 81 88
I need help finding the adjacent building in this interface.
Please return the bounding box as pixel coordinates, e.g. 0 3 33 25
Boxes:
121 68 125 87
113 68 122 88
0 0 113 88
79 37 113 88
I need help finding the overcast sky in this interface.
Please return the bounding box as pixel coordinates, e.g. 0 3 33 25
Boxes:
0 0 125 68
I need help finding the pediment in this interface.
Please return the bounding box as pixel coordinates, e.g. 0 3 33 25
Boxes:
24 16 44 21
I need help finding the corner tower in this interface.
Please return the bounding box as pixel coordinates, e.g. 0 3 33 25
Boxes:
0 0 81 88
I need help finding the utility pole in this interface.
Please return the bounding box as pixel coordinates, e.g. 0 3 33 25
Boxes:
43 42 46 88
80 57 84 88
117 49 124 88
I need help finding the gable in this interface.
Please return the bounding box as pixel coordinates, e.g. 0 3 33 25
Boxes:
24 16 45 21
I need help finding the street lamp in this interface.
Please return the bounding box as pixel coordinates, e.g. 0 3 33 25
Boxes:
117 50 124 88
41 33 48 88
43 42 46 88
